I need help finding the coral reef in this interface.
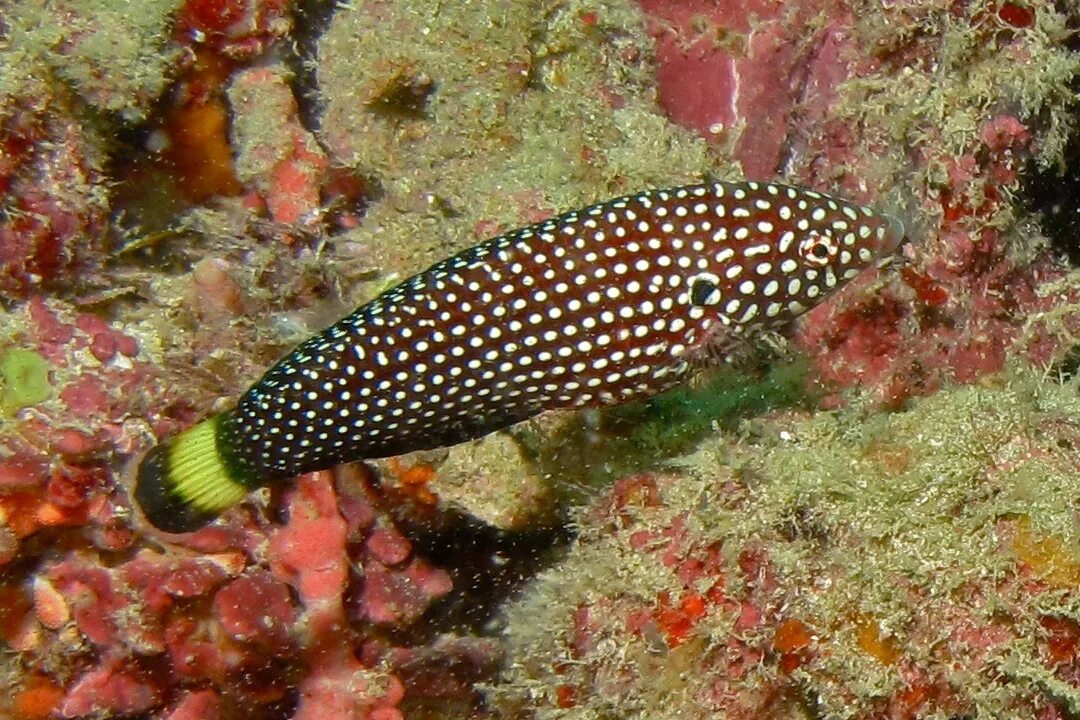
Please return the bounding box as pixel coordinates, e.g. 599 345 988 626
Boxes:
0 0 184 299
0 0 712 716
635 0 1080 409
787 1 1080 408
492 369 1080 718
489 1 1080 716
0 300 465 715
4 0 1080 717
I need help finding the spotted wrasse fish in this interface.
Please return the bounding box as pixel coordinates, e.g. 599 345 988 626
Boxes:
134 180 903 532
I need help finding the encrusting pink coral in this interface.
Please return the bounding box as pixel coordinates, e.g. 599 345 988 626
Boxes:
214 570 296 652
270 472 410 720
798 114 1077 409
638 0 847 180
176 0 294 60
0 109 109 300
59 658 163 718
163 689 222 720
190 256 250 320
228 64 330 229
0 292 477 717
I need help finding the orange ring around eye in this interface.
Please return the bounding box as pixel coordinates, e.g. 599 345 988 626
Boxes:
798 232 836 267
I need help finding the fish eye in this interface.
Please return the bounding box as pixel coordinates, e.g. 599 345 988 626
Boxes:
798 232 837 267
688 273 722 306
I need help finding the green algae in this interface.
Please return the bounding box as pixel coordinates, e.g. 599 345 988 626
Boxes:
0 348 52 413
314 0 717 309
522 358 813 496
844 0 1080 168
0 0 182 121
820 0 1080 246
493 367 1080 718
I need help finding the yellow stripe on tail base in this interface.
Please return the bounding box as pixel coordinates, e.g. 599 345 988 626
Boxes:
133 415 249 533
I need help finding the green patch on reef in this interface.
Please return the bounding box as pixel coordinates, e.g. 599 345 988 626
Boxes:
527 357 812 493
0 348 52 413
0 0 182 120
495 367 1080 717
315 0 719 307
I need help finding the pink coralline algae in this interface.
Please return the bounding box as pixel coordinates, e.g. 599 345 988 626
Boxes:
214 569 296 653
1 463 465 717
638 0 843 180
228 64 330 229
0 299 151 560
266 471 448 720
0 297 477 718
798 114 1073 409
0 108 109 300
59 658 163 718
164 689 223 720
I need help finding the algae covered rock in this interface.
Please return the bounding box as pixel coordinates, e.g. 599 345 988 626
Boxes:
491 369 1080 718
1 0 183 120
315 0 715 283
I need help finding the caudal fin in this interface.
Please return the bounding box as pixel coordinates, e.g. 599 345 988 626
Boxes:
133 415 249 533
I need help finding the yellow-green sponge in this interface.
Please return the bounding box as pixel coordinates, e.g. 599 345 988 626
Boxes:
0 347 52 413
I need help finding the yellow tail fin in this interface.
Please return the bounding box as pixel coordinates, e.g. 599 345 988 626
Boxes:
133 415 249 533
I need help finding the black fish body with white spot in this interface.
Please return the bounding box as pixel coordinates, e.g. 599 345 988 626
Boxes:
134 180 903 532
